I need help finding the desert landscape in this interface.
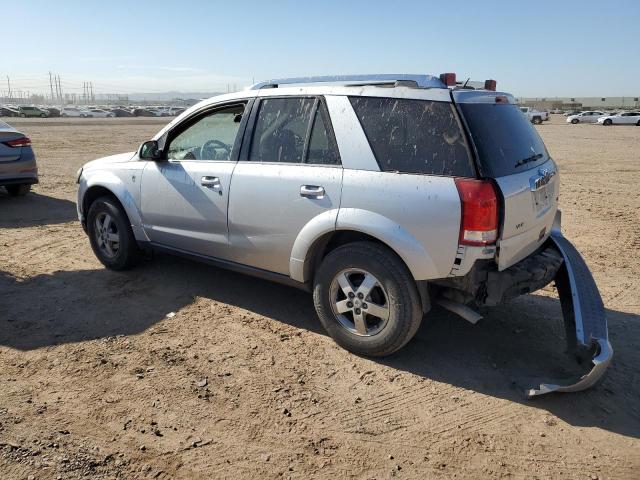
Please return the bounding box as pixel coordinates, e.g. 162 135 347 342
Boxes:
1 115 639 479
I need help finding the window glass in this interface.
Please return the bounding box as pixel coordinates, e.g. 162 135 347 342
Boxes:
306 104 340 165
349 96 474 176
459 102 549 178
249 97 314 163
167 104 245 161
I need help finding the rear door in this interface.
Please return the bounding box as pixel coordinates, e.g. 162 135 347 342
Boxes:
454 91 559 269
227 96 343 275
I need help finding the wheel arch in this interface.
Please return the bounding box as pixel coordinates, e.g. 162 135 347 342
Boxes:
289 208 439 285
81 174 148 242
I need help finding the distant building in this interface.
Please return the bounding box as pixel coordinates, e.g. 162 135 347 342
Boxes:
518 96 640 110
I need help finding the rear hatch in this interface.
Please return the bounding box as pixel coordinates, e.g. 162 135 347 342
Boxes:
453 90 559 270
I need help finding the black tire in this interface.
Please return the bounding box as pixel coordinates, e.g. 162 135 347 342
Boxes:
532 116 542 125
571 118 579 124
313 241 423 357
86 196 140 270
5 184 31 196
603 119 612 126
40 113 46 118
20 113 26 118
636 120 640 126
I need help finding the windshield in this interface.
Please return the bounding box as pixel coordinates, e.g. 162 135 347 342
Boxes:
458 103 549 178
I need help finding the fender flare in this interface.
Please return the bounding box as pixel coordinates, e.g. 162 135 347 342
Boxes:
82 173 148 242
289 208 438 283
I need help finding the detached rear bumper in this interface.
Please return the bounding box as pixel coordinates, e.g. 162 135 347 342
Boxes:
526 231 613 397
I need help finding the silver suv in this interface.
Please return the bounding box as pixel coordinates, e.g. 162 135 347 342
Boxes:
77 74 611 396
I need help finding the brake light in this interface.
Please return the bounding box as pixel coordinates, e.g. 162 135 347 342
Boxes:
439 72 456 87
3 136 31 147
484 79 497 91
454 178 499 246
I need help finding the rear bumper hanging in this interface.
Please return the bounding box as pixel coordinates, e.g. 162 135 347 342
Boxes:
526 231 613 397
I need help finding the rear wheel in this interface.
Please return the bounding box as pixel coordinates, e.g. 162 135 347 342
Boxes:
313 241 423 357
87 196 140 270
603 118 612 126
571 118 579 124
532 116 542 125
5 184 31 196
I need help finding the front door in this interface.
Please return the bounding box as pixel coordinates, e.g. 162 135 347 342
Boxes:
140 102 247 258
228 96 343 275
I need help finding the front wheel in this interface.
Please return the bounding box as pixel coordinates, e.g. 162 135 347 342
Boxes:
87 196 140 270
603 119 612 126
5 184 31 196
532 117 542 125
313 241 423 357
571 118 579 124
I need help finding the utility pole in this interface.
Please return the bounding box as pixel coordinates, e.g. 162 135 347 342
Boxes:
6 76 11 100
49 72 55 103
90 82 94 102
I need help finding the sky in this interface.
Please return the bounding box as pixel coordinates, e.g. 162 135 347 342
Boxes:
3 0 639 98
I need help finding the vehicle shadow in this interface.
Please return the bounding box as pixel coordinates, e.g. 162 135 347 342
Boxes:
0 191 77 228
1 254 638 439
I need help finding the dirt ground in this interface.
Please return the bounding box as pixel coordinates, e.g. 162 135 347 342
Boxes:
1 115 639 479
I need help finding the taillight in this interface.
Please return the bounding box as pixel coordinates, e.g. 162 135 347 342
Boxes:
454 178 499 246
3 136 31 147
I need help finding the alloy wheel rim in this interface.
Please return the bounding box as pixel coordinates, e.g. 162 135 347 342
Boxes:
94 212 120 259
329 268 390 336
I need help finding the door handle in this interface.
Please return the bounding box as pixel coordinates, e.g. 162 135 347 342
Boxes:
201 176 221 188
300 185 325 198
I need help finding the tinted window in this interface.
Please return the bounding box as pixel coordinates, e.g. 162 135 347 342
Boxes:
349 97 474 176
458 102 549 178
249 97 314 163
167 104 245 161
306 103 340 165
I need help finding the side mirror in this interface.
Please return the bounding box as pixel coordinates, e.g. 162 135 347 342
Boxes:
139 140 163 160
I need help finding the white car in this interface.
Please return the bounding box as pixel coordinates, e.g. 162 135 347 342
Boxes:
61 107 92 118
597 111 640 126
87 108 115 118
566 111 606 124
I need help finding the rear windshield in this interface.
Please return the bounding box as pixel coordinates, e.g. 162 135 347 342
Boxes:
349 97 474 177
458 103 549 178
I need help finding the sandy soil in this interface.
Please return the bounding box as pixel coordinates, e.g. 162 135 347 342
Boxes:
1 115 639 479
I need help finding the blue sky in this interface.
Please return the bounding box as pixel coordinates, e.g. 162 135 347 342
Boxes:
4 0 639 97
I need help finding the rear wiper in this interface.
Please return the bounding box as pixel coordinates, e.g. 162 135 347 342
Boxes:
515 153 543 168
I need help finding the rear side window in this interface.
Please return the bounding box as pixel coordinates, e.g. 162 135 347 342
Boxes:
306 103 340 165
249 97 314 163
349 96 474 177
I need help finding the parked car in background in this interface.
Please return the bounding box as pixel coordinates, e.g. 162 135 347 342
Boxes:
566 111 606 124
46 107 61 117
76 73 611 397
597 111 640 126
0 106 20 117
61 107 91 117
18 106 49 118
564 110 581 116
111 108 134 117
519 106 548 124
0 120 38 196
87 108 115 118
132 108 156 117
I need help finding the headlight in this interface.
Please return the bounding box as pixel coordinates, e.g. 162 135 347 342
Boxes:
76 167 83 184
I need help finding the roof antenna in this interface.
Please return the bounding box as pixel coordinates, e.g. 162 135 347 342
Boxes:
462 77 470 88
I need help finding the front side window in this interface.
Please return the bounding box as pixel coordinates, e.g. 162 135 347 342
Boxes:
249 97 314 163
349 96 474 176
167 104 245 161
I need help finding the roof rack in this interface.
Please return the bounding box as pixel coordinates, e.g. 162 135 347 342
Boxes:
249 74 446 90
